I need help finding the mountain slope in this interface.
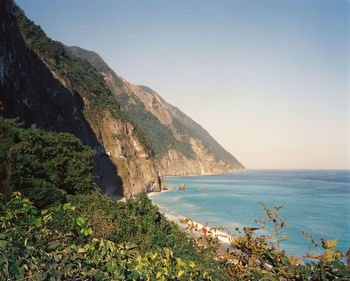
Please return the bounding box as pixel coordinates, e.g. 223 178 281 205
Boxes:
69 46 245 176
0 0 163 198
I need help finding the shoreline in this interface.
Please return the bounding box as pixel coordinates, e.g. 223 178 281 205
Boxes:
149 197 233 251
148 171 350 263
147 188 171 197
164 169 247 178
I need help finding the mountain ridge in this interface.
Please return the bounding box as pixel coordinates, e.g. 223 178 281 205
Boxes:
0 0 164 198
68 46 245 176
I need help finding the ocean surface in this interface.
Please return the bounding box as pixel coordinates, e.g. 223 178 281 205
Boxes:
149 170 350 258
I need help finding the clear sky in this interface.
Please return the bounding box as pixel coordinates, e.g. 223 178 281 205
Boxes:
16 0 349 169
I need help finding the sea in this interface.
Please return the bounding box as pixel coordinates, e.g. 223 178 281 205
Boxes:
149 170 350 259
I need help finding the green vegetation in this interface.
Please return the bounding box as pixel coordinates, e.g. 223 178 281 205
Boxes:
0 192 218 280
14 5 153 157
0 118 95 207
0 117 224 280
67 43 245 167
119 94 195 159
67 45 243 166
65 48 196 160
0 117 349 280
67 46 112 73
3 4 347 280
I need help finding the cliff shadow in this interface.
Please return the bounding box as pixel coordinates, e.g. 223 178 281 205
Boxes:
0 4 124 198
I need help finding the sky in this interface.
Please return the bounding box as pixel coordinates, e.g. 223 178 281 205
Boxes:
16 0 349 169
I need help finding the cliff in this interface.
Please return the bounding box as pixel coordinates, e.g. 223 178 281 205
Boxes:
68 46 245 176
0 0 163 198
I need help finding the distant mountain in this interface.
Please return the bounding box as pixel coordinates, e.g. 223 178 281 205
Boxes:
0 0 163 198
69 46 245 176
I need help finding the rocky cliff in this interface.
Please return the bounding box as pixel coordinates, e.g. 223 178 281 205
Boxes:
0 0 163 198
68 46 245 176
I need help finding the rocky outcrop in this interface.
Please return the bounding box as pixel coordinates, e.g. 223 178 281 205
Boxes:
0 0 163 198
68 47 245 176
94 110 162 196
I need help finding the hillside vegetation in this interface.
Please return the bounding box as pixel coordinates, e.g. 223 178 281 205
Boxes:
1 1 348 279
14 6 153 158
1 117 349 280
68 46 245 174
118 93 195 159
6 2 165 198
0 117 224 280
67 45 196 160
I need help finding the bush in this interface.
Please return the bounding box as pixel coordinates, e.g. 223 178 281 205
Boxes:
0 117 95 205
0 192 215 280
68 192 227 279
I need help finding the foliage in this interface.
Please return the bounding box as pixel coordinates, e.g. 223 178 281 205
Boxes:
14 5 154 158
67 192 226 279
255 202 290 253
0 117 227 279
0 192 215 280
302 232 344 263
6 3 347 280
67 46 112 73
0 117 95 206
0 118 348 280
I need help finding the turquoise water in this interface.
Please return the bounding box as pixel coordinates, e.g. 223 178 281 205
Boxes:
150 170 350 258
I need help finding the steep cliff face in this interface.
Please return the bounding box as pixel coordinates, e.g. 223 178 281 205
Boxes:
0 0 162 198
68 46 245 176
91 110 162 196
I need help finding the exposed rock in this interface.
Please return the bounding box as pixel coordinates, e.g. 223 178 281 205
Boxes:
0 0 163 198
68 46 246 176
161 180 168 190
178 184 186 190
200 187 208 190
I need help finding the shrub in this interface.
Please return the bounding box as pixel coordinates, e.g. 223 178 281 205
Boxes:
0 192 215 280
0 117 95 205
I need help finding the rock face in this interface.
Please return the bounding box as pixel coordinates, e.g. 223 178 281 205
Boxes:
68 47 245 176
0 0 163 198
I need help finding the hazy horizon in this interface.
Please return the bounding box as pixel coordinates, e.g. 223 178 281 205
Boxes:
16 0 349 169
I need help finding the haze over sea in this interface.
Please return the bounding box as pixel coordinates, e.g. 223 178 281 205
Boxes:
150 170 350 258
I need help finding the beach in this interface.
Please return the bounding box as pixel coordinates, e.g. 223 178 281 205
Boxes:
149 191 233 251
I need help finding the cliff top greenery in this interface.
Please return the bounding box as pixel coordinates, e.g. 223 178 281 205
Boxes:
68 46 113 74
118 93 195 159
14 5 154 158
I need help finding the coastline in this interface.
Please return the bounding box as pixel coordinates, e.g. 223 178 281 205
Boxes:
163 169 247 178
149 170 350 259
147 188 171 197
148 194 233 251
